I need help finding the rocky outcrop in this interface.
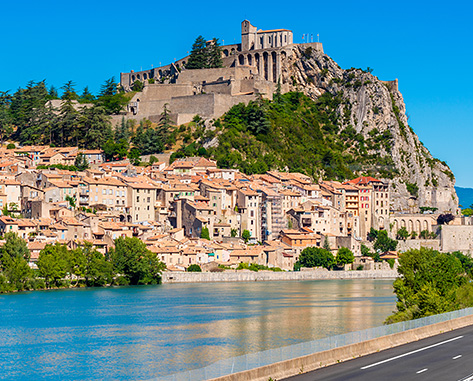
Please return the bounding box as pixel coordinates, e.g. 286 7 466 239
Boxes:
281 46 457 213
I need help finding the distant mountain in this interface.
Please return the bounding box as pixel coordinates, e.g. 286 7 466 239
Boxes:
455 186 473 209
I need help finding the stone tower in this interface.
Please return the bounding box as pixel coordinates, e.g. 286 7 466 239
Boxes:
241 20 257 51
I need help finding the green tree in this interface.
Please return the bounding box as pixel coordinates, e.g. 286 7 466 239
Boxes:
79 86 95 103
385 248 471 323
0 91 13 146
200 226 210 240
65 195 76 209
374 230 398 252
61 80 79 101
132 80 144 92
0 232 32 291
207 38 223 68
110 236 165 285
186 36 209 69
37 244 71 288
336 247 354 267
462 208 473 217
72 242 113 287
242 229 251 243
396 227 409 241
103 138 129 161
298 247 335 270
79 105 113 148
74 153 89 171
231 228 238 237
187 264 202 272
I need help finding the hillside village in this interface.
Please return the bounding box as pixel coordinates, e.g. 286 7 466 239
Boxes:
0 144 470 274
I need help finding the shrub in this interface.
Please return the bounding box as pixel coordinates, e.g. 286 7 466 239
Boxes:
187 264 202 272
6 143 15 149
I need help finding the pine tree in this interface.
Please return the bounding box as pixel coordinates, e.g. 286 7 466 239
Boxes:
48 86 59 99
61 80 78 100
79 87 95 103
186 36 209 69
207 38 223 68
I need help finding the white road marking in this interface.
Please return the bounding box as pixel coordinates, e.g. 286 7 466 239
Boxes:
453 355 463 360
360 335 464 370
416 368 428 374
458 374 473 381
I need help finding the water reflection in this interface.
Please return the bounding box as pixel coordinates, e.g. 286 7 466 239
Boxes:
0 279 395 380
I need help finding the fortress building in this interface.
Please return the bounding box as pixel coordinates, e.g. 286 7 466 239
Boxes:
119 21 323 124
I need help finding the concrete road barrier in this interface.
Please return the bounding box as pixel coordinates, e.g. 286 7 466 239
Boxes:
207 314 473 381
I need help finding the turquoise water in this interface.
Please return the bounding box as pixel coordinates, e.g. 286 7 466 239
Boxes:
0 279 396 380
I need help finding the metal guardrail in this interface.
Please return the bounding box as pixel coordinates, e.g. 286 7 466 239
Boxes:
156 307 473 380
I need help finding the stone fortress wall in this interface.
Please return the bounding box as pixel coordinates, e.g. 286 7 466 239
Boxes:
118 20 324 125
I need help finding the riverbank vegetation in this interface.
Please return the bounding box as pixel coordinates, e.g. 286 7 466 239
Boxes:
385 248 473 324
0 233 166 293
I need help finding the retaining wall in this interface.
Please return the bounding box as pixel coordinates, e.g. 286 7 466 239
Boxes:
208 313 473 381
161 269 397 284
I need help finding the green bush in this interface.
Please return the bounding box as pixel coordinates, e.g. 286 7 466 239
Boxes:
187 264 202 272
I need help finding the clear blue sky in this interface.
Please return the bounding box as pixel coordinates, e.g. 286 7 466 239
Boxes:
2 0 472 187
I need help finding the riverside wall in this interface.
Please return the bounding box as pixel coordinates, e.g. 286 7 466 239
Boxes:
161 269 397 283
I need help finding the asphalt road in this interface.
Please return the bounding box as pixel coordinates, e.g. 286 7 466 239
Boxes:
285 324 473 381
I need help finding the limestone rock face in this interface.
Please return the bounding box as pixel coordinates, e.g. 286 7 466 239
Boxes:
282 46 457 212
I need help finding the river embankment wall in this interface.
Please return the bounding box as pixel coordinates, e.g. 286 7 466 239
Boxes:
161 269 397 283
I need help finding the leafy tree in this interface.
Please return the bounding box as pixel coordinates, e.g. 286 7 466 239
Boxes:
242 229 251 243
367 227 378 242
37 244 71 288
373 230 398 252
103 138 129 161
200 226 210 240
298 247 335 270
336 247 354 266
437 213 454 225
65 195 76 209
0 233 31 291
386 248 471 323
187 264 202 272
186 35 209 69
128 147 141 165
74 153 89 171
462 208 473 217
396 226 409 241
72 242 113 287
132 80 144 92
110 236 165 285
231 228 238 237
410 231 417 239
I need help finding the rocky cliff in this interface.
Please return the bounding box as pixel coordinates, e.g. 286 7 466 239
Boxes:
282 46 457 213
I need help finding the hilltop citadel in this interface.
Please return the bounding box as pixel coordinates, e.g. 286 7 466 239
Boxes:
119 20 323 124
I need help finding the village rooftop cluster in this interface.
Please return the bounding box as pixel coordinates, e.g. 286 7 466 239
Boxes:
0 145 467 272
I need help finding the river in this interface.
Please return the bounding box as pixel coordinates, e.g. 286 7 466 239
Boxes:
0 279 395 380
